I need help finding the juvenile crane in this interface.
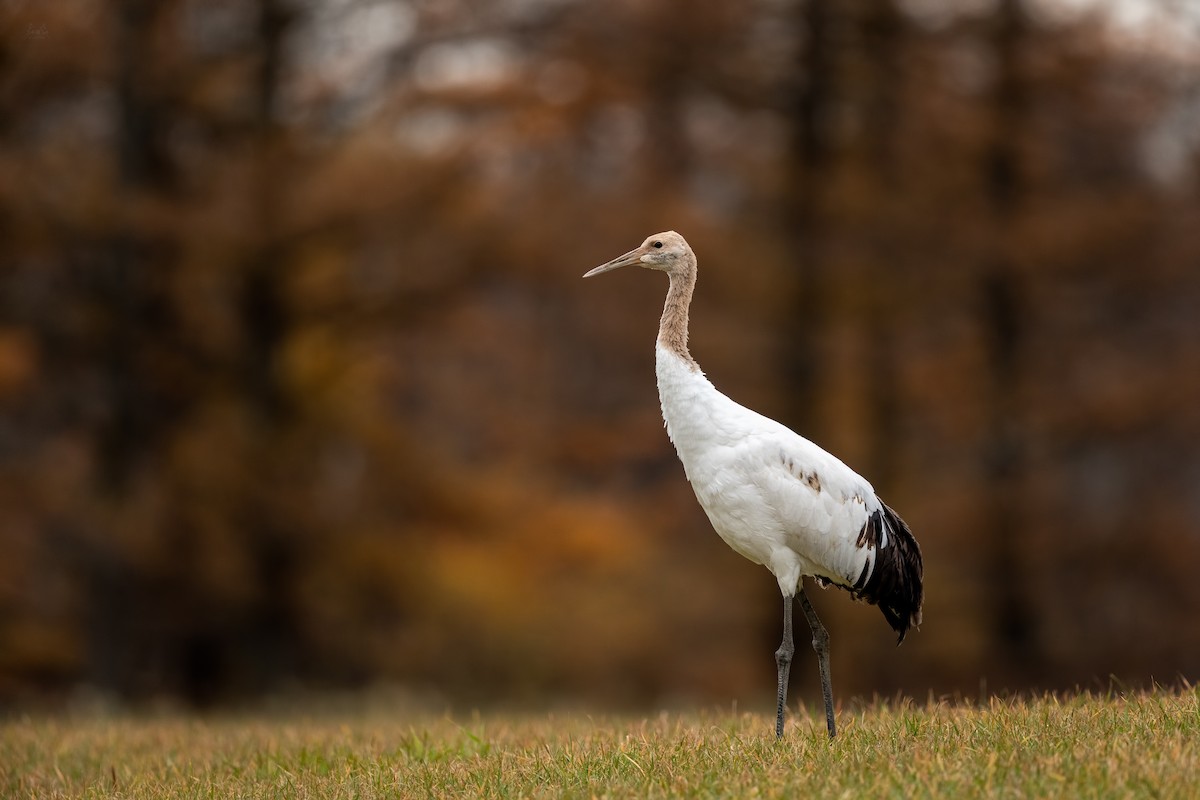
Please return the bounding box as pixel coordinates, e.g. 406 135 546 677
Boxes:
584 232 923 739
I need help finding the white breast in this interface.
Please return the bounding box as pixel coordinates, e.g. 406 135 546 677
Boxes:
655 344 880 595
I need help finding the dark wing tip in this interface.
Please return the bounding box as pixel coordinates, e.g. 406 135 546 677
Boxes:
858 498 924 643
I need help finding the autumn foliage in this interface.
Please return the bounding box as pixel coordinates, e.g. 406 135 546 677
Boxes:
1 0 1198 709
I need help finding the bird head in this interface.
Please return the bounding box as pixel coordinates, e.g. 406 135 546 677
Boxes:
583 231 693 279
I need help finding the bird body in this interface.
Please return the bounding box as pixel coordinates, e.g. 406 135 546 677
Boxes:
585 231 922 739
658 343 869 586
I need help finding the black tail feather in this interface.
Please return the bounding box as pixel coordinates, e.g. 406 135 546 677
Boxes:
855 498 924 643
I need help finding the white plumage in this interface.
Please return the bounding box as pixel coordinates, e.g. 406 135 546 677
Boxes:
586 231 923 739
658 344 873 591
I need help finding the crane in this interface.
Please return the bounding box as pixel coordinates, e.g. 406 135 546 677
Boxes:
584 231 923 739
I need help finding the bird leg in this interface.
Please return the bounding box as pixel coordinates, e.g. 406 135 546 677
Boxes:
797 588 837 738
774 594 794 739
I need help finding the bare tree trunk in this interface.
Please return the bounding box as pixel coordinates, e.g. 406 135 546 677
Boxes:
981 0 1039 680
242 0 291 421
233 0 303 701
640 0 693 192
100 0 175 493
861 0 904 491
780 0 838 432
79 0 177 701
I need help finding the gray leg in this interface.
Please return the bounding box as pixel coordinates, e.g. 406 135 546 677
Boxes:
774 594 794 739
797 588 836 738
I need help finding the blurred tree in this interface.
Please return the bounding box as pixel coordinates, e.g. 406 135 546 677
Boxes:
979 0 1040 679
0 0 1198 710
859 0 904 491
780 0 836 437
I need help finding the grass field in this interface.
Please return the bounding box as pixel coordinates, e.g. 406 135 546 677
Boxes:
2 688 1197 798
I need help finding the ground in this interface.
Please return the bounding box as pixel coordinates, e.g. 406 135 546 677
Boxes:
2 688 1197 798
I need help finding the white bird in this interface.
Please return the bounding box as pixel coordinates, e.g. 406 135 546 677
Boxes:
584 231 923 739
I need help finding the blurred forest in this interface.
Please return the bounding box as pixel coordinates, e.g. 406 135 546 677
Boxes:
2 0 1199 711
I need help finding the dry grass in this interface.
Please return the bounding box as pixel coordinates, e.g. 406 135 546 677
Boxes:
2 688 1197 798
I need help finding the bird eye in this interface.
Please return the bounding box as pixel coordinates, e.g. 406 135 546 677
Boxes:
652 241 663 248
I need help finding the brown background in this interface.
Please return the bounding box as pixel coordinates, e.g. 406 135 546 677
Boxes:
1 0 1198 710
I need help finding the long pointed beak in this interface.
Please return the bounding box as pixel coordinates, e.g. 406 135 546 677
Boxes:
583 247 642 278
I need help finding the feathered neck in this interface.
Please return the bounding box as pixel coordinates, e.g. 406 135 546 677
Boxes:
658 264 699 371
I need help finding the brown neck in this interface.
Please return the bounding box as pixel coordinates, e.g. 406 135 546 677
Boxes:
658 266 698 369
